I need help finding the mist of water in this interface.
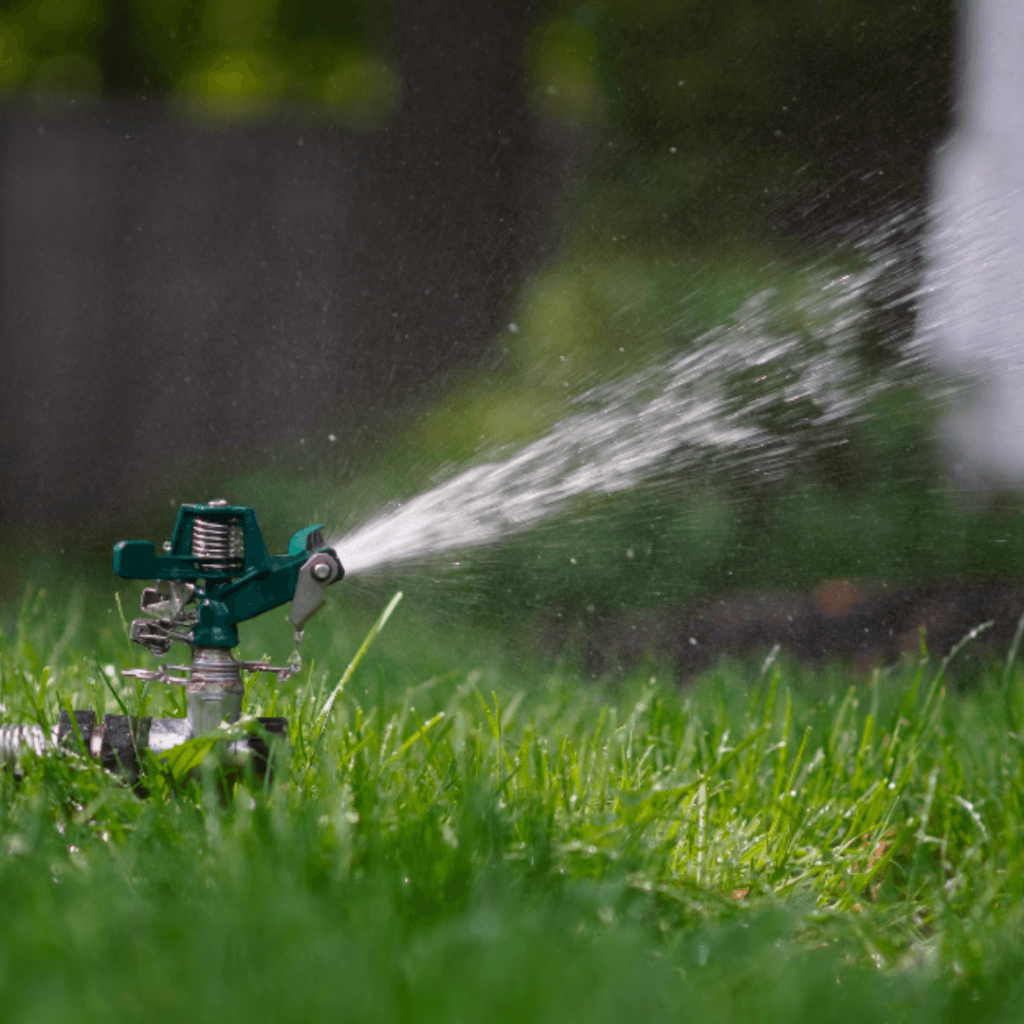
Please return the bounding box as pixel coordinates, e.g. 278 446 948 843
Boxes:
332 248 925 578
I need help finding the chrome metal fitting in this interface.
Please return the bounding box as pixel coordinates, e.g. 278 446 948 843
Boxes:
1 709 288 784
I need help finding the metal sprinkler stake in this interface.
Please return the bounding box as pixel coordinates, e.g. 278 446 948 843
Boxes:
1 501 344 781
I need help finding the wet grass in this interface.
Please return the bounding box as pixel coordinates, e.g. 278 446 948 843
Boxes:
2 584 1024 1022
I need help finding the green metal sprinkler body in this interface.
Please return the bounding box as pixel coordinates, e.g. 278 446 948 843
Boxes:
109 500 344 745
113 503 338 648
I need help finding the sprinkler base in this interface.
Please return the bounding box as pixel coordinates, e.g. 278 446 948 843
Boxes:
1 709 288 784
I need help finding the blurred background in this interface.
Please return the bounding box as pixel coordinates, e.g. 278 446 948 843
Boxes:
4 0 1023 669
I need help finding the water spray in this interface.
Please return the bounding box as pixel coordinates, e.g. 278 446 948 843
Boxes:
332 263 924 578
1 501 344 780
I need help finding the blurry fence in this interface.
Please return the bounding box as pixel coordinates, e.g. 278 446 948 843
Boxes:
0 95 567 530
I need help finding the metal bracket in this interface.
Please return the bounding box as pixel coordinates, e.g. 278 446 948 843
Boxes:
140 581 196 619
128 619 196 657
122 659 301 686
288 550 342 629
121 665 192 685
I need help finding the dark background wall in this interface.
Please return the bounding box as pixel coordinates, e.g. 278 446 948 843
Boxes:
2 107 361 524
0 0 569 530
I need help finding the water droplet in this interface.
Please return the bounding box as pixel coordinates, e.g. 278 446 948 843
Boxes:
284 628 304 674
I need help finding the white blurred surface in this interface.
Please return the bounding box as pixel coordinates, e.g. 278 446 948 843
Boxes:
922 0 1024 486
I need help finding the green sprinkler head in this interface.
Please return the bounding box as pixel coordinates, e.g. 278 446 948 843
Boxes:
111 500 344 740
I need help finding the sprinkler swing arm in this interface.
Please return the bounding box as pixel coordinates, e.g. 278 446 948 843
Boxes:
1 501 345 782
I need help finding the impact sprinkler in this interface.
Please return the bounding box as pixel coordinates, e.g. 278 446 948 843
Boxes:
1 501 344 780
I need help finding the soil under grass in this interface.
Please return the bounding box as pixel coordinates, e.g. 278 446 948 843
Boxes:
536 578 1024 682
2 586 1024 1022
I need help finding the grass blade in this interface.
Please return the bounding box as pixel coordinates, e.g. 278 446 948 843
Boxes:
306 591 403 767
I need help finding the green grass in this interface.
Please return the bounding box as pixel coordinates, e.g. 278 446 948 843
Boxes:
3 584 1024 1022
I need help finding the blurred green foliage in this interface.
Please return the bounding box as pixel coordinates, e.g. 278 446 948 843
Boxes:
0 0 104 95
531 0 951 242
0 0 399 124
0 0 951 162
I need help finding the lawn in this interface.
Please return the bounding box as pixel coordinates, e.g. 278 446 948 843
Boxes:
1 582 1024 1022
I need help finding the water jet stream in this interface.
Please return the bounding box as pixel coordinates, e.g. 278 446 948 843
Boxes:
333 253 924 578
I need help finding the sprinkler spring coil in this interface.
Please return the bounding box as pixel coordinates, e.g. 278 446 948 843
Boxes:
191 516 243 571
